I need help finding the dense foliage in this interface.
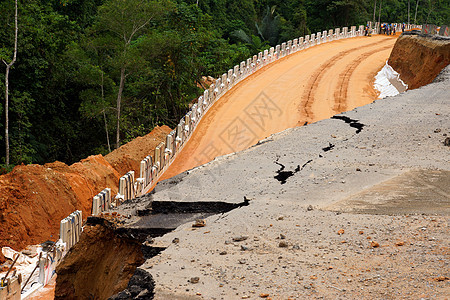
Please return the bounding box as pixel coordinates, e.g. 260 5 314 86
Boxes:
0 0 448 169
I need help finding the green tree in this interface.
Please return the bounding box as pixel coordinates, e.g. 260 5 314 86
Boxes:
94 0 166 149
1 0 18 168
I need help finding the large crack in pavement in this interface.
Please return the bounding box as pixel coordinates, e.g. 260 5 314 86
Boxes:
331 115 365 133
274 157 313 184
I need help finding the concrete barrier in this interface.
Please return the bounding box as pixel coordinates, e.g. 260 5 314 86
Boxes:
316 32 321 44
311 33 316 46
233 65 239 82
59 210 82 250
422 24 437 35
116 171 135 203
358 25 364 36
136 155 153 194
274 45 280 59
227 69 233 87
221 73 227 93
343 27 348 38
298 37 304 49
322 30 327 42
439 25 449 36
164 133 175 170
38 248 61 287
92 188 112 216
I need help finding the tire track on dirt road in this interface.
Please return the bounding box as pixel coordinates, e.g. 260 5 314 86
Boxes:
163 36 398 180
299 39 395 125
333 44 394 113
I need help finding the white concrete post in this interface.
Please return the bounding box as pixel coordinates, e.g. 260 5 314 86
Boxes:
298 37 304 50
275 45 280 59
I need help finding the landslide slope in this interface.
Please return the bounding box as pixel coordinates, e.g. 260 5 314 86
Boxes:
0 125 171 263
389 32 450 89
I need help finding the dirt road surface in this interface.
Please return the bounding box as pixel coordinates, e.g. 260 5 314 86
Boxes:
162 35 398 180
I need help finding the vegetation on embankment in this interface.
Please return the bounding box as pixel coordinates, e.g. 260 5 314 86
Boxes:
1 0 449 170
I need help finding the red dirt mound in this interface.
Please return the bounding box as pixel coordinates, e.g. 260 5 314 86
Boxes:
105 125 172 175
389 34 450 89
0 126 171 264
55 220 144 300
0 155 120 263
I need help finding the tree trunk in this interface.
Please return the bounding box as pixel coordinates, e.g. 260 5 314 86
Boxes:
414 0 420 24
4 66 10 167
373 0 377 28
408 0 411 25
116 66 126 149
378 0 382 31
100 71 111 153
3 0 18 168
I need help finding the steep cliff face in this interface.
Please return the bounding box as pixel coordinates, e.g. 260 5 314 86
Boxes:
55 219 145 300
388 33 450 89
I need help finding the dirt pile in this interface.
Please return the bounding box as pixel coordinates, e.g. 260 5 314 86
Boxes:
0 155 120 263
389 33 450 89
105 125 172 175
0 126 170 264
55 218 145 300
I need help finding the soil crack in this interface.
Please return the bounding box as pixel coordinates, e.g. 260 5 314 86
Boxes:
331 115 365 133
322 143 335 152
274 158 313 184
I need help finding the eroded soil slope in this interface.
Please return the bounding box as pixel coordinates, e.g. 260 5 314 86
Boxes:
105 125 172 176
55 218 145 300
389 33 450 89
0 125 171 263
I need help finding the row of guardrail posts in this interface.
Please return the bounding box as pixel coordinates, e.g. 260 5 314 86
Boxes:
88 22 423 217
1 210 83 298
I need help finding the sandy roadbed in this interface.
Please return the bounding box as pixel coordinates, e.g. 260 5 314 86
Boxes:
162 35 398 180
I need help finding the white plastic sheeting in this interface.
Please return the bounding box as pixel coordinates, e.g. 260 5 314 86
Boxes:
374 62 408 99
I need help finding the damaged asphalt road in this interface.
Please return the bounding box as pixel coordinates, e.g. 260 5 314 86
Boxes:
111 66 449 299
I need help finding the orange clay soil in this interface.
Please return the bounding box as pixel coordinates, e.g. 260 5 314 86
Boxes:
0 125 171 264
388 34 450 89
104 125 172 176
161 34 398 180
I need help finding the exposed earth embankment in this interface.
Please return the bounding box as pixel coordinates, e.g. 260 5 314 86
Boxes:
389 32 450 89
54 217 148 300
0 125 171 263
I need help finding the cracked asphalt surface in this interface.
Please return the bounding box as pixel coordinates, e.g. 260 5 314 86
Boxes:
116 66 450 299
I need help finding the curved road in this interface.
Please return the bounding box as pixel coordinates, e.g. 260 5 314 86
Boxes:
161 34 398 180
